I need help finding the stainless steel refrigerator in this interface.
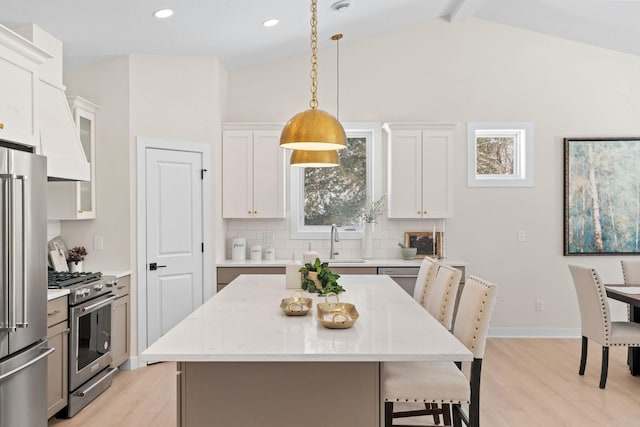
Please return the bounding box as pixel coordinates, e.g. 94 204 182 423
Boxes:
0 145 52 427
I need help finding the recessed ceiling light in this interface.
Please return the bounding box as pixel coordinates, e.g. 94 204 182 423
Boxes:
263 18 279 28
153 9 174 19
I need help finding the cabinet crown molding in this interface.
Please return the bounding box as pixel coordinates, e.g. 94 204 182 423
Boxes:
0 24 51 64
383 122 457 133
222 122 284 131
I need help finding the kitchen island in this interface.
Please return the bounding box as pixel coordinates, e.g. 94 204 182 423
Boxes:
142 274 471 427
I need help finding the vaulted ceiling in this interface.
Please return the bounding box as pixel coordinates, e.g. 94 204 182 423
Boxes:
1 0 638 70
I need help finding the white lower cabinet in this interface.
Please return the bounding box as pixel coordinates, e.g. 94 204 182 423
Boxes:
385 123 456 218
222 124 286 219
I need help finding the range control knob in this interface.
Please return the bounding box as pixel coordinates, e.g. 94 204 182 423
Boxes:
94 283 103 291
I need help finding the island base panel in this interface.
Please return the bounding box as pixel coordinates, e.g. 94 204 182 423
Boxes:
178 361 379 427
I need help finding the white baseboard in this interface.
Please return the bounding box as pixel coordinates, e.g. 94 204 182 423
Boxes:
118 356 142 370
489 327 581 338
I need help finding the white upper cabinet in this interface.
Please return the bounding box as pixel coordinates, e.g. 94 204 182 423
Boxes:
48 97 98 220
0 25 50 147
222 124 286 219
386 123 456 219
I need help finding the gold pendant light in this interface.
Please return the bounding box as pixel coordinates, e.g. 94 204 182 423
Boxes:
290 149 339 167
280 0 346 154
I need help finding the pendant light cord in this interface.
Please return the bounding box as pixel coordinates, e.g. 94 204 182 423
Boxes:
332 34 343 120
309 0 319 110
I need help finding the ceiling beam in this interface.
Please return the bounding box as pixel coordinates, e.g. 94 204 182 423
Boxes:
448 0 485 23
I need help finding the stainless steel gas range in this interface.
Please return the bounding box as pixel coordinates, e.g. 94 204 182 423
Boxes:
48 271 119 417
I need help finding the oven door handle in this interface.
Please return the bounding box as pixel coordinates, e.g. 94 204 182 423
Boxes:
81 295 118 313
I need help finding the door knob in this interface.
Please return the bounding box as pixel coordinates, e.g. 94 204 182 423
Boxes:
149 262 167 271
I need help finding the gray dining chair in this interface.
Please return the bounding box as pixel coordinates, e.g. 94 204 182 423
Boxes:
382 275 499 427
569 264 640 388
413 257 440 305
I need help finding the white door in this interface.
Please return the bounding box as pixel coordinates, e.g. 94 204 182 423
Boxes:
145 147 204 346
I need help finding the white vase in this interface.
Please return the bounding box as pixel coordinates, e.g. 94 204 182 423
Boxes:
362 223 374 259
69 261 83 273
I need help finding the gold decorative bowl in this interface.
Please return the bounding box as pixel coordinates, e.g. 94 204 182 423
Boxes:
280 290 313 316
317 292 359 329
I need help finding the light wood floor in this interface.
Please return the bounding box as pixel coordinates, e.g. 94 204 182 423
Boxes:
48 339 640 427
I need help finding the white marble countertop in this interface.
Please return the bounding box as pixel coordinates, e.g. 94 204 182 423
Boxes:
217 258 468 268
47 288 70 301
101 270 132 278
142 274 472 363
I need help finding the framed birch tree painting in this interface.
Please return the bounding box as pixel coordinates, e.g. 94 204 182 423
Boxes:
564 137 640 255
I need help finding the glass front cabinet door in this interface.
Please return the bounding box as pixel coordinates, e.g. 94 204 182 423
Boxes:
48 97 98 220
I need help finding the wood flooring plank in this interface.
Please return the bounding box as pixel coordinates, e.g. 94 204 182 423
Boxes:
48 340 640 427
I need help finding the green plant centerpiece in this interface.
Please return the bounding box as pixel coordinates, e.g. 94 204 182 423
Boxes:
299 258 344 295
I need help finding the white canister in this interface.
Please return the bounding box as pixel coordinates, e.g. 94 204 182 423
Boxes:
265 247 276 260
250 245 262 261
231 237 246 261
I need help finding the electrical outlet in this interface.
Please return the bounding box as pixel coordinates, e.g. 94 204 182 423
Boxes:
517 230 526 242
535 298 544 312
94 236 104 251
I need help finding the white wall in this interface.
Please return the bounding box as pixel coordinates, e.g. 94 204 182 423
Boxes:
62 54 226 360
225 18 640 335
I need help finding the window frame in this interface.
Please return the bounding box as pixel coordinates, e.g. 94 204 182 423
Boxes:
289 122 382 240
467 121 534 187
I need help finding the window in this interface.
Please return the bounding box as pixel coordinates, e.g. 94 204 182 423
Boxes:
290 123 382 239
467 122 534 187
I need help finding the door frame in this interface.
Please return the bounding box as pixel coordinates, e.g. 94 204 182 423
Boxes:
135 137 212 363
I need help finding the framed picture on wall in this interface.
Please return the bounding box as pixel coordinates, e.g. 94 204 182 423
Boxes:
564 137 640 255
404 231 442 259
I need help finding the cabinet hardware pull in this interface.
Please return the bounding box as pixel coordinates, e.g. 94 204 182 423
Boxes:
47 310 60 316
423 210 427 214
254 210 258 214
417 211 420 214
248 210 251 214
78 210 84 213
0 123 4 129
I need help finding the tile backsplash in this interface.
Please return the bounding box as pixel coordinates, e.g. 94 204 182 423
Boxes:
224 217 446 260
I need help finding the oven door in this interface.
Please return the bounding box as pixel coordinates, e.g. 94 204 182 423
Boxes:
69 293 117 391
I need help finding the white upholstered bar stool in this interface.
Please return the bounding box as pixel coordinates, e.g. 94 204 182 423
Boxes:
569 264 640 388
382 275 499 427
425 264 462 330
413 257 440 305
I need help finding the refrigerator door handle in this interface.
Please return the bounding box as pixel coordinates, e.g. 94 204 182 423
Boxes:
0 174 17 332
16 175 27 328
0 347 54 382
0 175 7 330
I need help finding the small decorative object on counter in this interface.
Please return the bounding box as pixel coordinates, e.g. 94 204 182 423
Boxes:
358 194 386 259
317 292 359 329
265 247 276 260
280 290 313 316
285 254 302 289
299 258 344 295
67 246 87 273
231 237 246 261
302 242 320 264
250 245 262 261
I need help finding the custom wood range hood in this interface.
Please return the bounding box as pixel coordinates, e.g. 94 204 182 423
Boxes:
13 24 90 181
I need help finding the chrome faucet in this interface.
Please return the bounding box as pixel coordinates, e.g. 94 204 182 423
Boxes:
330 224 340 259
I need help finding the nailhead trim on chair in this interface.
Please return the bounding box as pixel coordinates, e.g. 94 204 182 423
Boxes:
384 398 470 404
467 276 492 355
438 269 457 325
